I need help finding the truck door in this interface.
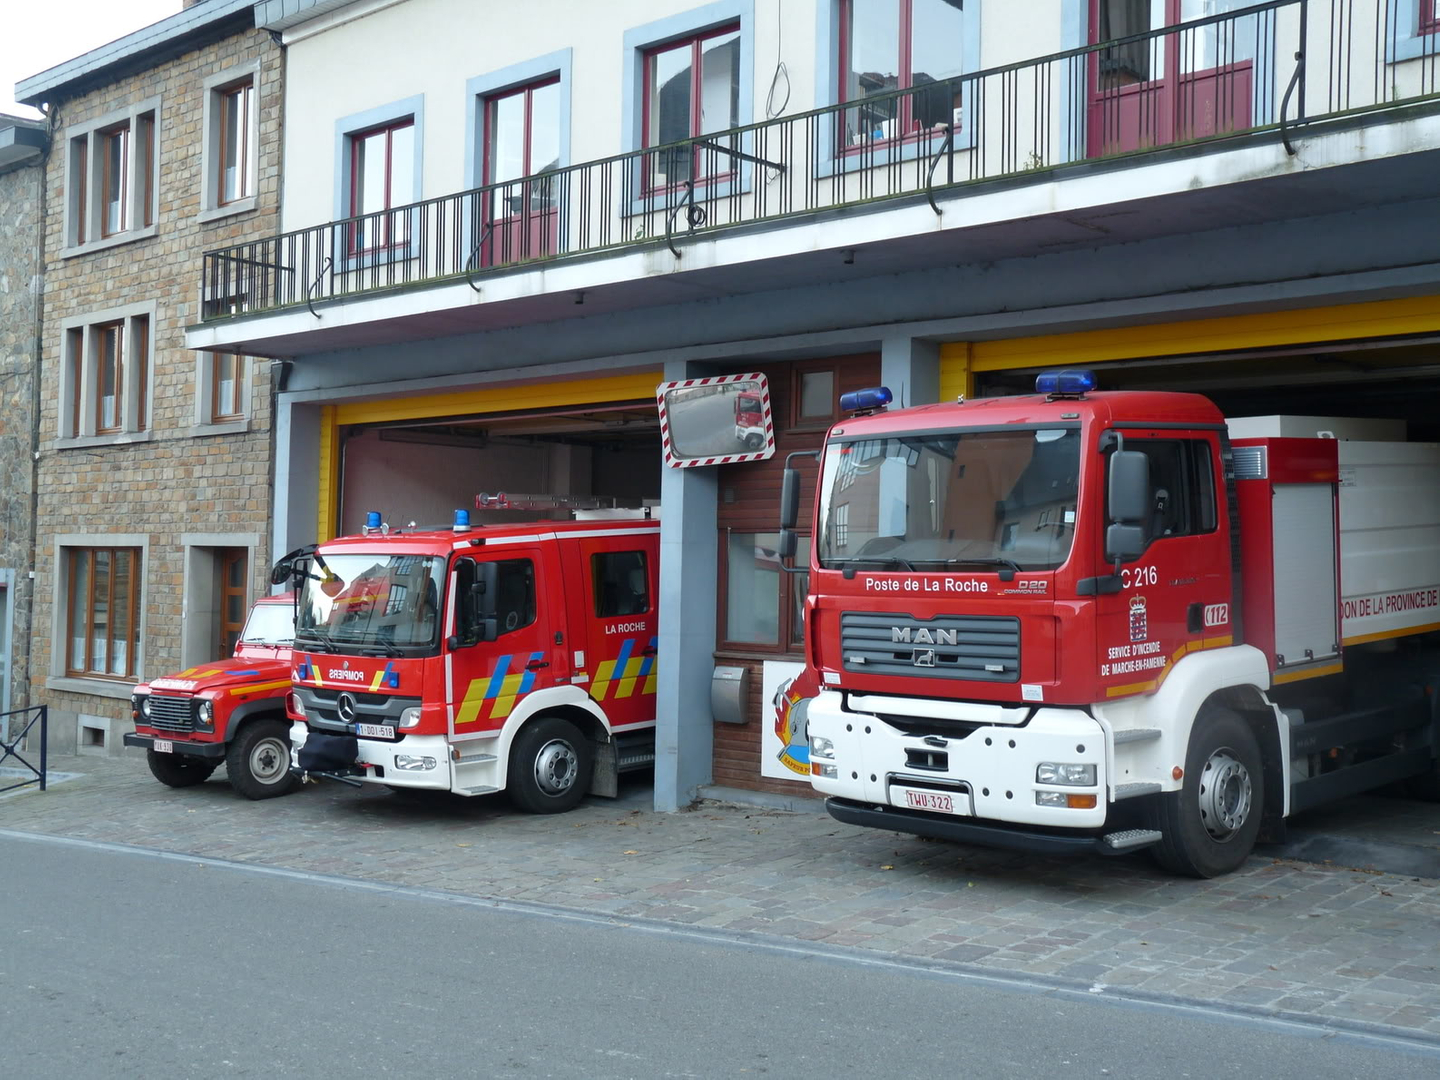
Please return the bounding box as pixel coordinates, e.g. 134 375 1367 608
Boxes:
448 548 568 737
565 534 659 731
1096 432 1232 696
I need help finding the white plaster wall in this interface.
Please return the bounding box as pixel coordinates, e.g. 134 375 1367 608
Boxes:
280 0 797 232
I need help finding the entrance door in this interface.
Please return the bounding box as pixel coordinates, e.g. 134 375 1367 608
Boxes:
1088 0 1257 156
481 77 561 266
218 549 248 657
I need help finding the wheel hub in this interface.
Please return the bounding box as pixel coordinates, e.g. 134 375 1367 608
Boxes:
533 738 579 796
249 738 288 784
1198 748 1252 842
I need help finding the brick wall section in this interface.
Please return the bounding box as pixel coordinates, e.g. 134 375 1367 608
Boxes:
0 157 42 714
29 28 282 751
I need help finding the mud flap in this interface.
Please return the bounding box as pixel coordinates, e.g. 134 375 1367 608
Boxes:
589 738 618 798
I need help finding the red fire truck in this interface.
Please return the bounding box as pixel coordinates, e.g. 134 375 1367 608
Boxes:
124 593 299 799
278 498 660 812
778 373 1440 876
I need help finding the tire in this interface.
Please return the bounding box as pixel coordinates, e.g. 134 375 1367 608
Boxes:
225 719 300 800
1148 707 1264 878
744 432 764 450
507 716 593 814
146 750 220 788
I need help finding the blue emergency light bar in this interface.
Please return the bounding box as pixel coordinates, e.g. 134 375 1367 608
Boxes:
365 511 382 529
1035 369 1097 397
840 386 893 413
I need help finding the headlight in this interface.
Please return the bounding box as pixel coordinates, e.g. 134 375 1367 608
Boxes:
398 706 422 729
1036 762 1096 786
132 695 151 719
287 691 306 719
196 699 215 729
809 735 835 760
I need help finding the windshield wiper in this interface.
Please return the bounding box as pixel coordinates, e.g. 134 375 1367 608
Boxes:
838 556 916 574
359 639 405 658
294 628 338 650
942 557 1023 577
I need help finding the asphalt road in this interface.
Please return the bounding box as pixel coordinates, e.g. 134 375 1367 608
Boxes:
3 831 1438 1079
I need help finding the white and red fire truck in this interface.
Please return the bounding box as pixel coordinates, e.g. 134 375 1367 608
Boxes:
778 372 1440 877
278 496 659 813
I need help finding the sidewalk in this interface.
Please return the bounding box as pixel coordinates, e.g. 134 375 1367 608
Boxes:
4 750 1440 1042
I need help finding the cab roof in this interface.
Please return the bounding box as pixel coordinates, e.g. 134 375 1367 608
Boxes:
318 516 660 554
830 390 1226 437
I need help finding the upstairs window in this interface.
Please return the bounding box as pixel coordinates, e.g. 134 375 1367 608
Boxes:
348 117 415 252
66 546 141 680
208 353 247 424
202 64 260 219
840 0 966 144
60 309 152 442
218 78 253 205
64 102 159 250
643 24 741 189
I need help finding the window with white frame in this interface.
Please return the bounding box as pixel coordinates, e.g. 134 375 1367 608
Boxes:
64 100 159 251
60 308 152 442
201 63 259 219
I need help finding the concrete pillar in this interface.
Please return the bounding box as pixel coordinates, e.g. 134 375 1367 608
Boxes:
653 359 720 812
881 334 941 409
273 396 321 566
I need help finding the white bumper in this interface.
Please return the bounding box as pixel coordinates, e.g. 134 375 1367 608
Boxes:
290 722 456 791
806 691 1109 828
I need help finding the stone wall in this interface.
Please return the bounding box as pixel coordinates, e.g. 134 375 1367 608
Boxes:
0 153 42 724
30 28 282 754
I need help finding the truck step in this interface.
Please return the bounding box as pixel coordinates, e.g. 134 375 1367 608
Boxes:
1102 829 1163 852
454 752 497 765
618 752 656 769
1112 728 1162 745
1112 782 1162 800
457 784 501 796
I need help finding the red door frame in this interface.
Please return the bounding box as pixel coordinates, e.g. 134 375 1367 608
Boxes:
1086 0 1256 157
481 77 561 265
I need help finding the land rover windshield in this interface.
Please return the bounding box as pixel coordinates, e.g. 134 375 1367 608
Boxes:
295 553 446 655
816 427 1081 573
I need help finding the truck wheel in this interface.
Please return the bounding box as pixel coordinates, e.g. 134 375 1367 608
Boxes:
508 716 592 814
146 750 220 788
744 431 764 450
1149 706 1263 878
225 719 300 800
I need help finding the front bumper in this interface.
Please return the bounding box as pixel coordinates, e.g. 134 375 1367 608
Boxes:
290 723 453 790
825 798 1150 855
123 732 227 758
807 692 1109 829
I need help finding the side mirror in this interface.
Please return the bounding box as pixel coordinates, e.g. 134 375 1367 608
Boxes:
778 528 798 560
1105 450 1151 564
779 468 801 531
269 560 293 587
1107 450 1150 524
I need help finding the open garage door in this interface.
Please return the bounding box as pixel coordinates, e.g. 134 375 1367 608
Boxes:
335 399 661 537
974 336 1440 441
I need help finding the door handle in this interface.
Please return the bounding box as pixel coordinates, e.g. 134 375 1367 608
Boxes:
525 659 550 671
641 646 658 657
1186 602 1204 634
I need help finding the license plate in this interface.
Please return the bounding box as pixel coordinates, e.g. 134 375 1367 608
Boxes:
153 739 173 753
354 723 393 739
893 786 961 815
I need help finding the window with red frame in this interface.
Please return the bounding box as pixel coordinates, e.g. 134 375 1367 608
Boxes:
483 77 561 260
1423 0 1440 34
348 118 415 252
643 24 741 190
100 123 130 237
839 0 966 146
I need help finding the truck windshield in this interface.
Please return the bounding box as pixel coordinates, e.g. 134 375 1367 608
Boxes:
296 553 446 654
816 427 1081 573
239 604 295 647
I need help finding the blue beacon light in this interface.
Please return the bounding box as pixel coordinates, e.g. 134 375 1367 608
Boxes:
1035 369 1097 397
839 386 894 414
454 509 471 532
365 511 382 529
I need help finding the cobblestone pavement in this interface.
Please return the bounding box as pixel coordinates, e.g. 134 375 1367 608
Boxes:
5 752 1440 1044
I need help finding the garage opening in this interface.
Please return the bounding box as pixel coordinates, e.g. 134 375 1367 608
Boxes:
336 400 662 535
975 337 1440 441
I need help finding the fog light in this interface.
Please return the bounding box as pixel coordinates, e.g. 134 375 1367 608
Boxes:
1036 791 1098 809
393 755 437 771
811 762 837 779
1036 791 1068 807
1036 762 1095 786
398 706 422 730
810 735 835 760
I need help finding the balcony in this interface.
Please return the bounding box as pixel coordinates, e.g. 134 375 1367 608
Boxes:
194 0 1438 356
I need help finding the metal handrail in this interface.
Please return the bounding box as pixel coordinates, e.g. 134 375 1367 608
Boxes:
0 705 47 794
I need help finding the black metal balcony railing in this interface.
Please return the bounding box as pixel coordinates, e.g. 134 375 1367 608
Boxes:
201 0 1438 321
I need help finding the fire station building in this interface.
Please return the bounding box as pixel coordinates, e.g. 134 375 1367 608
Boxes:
176 0 1440 809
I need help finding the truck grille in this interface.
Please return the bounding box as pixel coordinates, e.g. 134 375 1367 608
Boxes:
146 694 197 733
841 613 1020 682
